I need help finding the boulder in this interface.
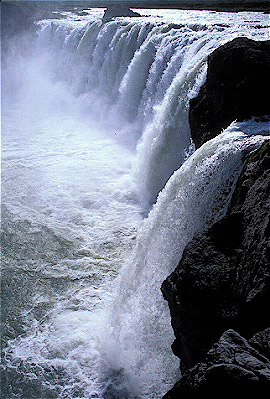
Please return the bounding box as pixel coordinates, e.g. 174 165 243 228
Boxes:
163 329 270 397
189 38 270 148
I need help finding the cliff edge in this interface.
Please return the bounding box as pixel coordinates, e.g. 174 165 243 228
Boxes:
162 139 270 396
162 37 270 396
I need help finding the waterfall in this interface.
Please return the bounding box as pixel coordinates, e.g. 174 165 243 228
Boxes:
33 10 268 208
2 6 269 399
102 124 269 398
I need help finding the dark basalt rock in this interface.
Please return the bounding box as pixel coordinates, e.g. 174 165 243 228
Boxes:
163 329 270 397
162 141 270 395
102 6 141 22
189 38 270 148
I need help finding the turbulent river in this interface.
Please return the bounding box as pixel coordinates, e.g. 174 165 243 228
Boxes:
1 6 269 399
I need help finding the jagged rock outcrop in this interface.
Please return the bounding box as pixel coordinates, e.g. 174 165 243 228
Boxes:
163 329 270 397
162 140 270 396
102 6 141 22
189 38 270 148
249 328 270 360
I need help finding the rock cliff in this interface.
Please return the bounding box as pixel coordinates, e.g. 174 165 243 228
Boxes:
162 36 270 397
162 137 270 397
189 37 270 148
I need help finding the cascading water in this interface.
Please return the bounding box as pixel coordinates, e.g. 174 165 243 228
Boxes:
1 6 269 399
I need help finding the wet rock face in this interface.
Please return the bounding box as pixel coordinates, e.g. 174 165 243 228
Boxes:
162 141 270 395
189 38 270 148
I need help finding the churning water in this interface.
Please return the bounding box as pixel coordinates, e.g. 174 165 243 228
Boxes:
1 6 269 399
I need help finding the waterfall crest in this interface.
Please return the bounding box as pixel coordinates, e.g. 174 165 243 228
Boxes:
35 12 267 208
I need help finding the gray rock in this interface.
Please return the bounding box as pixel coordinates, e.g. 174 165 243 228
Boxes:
102 6 141 22
163 330 270 398
249 328 270 360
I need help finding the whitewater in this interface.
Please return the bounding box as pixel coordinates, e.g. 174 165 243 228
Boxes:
1 6 269 399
